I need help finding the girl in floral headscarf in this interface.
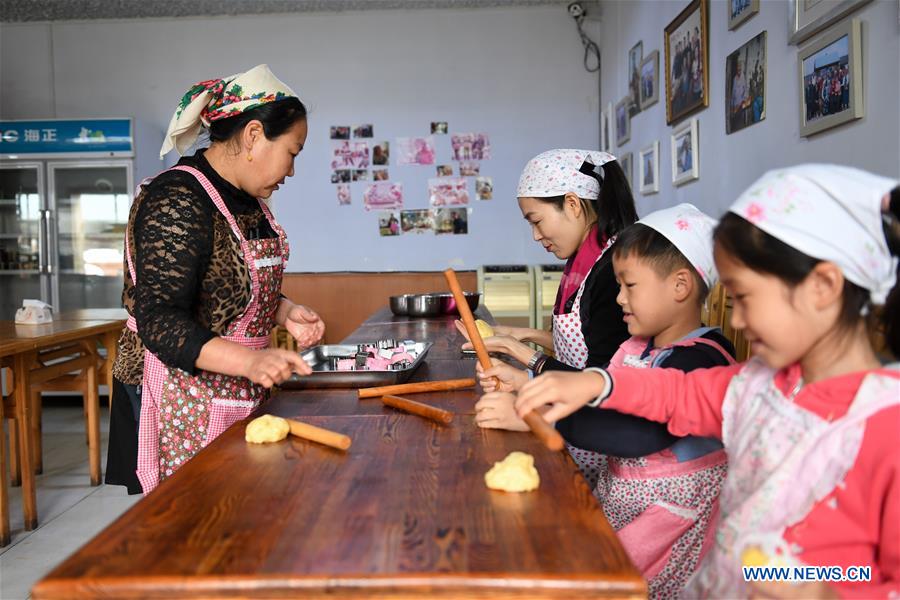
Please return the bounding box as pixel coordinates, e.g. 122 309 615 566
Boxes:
515 165 900 599
106 65 323 495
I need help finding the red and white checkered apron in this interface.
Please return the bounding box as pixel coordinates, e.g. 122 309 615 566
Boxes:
125 165 288 495
550 236 614 491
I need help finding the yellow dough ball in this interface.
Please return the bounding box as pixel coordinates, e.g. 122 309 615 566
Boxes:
245 414 291 444
475 319 494 339
741 546 770 568
484 451 540 492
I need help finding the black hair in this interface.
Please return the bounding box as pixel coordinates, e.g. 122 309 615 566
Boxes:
535 158 639 244
208 97 307 144
612 223 710 304
715 203 900 357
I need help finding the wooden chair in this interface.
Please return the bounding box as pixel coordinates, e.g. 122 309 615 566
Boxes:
703 283 752 362
270 326 297 352
4 341 101 532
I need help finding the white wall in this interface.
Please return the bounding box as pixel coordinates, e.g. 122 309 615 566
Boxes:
4 1 897 272
598 0 900 219
1 6 604 272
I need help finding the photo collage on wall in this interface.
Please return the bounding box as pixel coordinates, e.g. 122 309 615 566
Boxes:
330 120 492 237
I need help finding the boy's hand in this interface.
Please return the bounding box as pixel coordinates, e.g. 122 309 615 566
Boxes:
474 392 530 431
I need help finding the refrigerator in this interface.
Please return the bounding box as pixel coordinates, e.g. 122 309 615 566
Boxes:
0 118 134 318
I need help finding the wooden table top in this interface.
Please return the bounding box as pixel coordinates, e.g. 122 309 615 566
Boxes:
0 318 125 359
33 308 645 599
55 308 128 322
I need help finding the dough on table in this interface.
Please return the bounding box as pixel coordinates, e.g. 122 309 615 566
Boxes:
484 451 540 492
245 414 291 443
475 319 494 339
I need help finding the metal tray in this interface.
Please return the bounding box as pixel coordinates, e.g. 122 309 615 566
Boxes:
280 341 433 389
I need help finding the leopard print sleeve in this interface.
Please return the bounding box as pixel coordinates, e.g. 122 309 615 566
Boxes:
133 178 217 373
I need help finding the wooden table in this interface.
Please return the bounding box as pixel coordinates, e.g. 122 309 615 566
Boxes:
32 309 646 599
0 312 126 535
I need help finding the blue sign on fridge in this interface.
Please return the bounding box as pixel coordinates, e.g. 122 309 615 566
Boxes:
0 118 133 157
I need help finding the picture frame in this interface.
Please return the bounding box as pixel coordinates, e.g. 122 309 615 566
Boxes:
615 96 631 146
664 0 710 125
628 41 643 116
600 102 613 153
620 152 634 192
639 50 660 110
725 31 767 134
798 18 863 137
639 141 660 195
671 117 699 185
789 0 872 45
728 0 759 30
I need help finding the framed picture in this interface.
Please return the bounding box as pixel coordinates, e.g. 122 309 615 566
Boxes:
799 18 863 137
615 96 631 146
640 51 660 110
789 0 872 45
671 118 699 185
639 141 660 195
664 0 709 125
726 31 767 134
729 0 759 30
628 41 643 116
600 102 613 153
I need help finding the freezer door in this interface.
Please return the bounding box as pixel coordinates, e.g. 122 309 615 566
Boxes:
0 162 48 318
48 161 132 311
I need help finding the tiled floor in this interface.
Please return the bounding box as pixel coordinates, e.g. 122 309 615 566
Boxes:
1 401 141 600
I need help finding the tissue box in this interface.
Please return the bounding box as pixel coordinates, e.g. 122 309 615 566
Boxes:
15 300 53 325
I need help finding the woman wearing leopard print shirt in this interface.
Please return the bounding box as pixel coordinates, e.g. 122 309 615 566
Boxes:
106 65 323 494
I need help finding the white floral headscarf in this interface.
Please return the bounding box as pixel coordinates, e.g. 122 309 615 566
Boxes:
160 64 298 158
730 164 898 305
516 149 616 200
639 203 719 289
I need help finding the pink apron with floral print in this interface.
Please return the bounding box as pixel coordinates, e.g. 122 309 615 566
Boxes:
126 165 288 495
684 361 900 598
599 332 734 600
551 236 615 491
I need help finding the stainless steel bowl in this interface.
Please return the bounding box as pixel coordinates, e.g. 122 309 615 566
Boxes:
406 294 443 317
389 294 412 316
435 292 481 315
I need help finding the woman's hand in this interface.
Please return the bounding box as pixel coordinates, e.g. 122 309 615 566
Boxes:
515 370 608 424
491 324 525 341
244 348 312 388
283 304 325 349
476 359 529 393
474 392 530 431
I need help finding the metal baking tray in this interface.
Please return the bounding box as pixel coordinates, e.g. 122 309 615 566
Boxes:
280 341 433 389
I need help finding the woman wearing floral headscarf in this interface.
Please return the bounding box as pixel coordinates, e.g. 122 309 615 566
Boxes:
105 64 322 495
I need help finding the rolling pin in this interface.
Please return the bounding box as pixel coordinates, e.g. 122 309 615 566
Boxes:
382 395 454 425
443 268 565 452
286 418 352 451
358 378 476 399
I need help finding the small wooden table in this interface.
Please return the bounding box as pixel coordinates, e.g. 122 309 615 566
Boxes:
0 312 126 536
32 308 646 599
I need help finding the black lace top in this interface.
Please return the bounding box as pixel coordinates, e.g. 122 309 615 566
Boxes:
112 150 276 385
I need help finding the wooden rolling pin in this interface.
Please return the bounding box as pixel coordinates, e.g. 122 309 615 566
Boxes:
443 268 565 452
358 378 476 399
286 418 352 451
382 395 454 425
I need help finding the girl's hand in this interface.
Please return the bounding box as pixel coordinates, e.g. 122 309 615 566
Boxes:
748 580 838 599
284 304 325 349
244 348 312 388
476 359 528 393
474 392 530 431
515 370 608 424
